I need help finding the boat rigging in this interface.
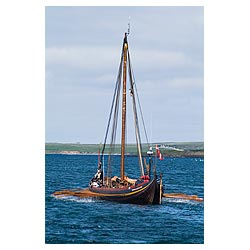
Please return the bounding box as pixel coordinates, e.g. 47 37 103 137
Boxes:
52 30 204 205
88 32 163 205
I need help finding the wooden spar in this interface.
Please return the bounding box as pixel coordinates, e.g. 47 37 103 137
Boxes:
120 33 128 181
53 188 103 198
52 189 203 202
163 193 204 202
159 174 163 204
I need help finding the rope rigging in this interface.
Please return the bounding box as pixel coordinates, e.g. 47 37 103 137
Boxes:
127 50 149 147
100 49 124 158
100 34 150 183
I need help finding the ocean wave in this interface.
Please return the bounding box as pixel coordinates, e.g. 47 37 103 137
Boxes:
165 198 200 205
51 194 96 203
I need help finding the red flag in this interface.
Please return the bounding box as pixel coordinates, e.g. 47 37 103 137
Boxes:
156 144 163 160
159 152 163 160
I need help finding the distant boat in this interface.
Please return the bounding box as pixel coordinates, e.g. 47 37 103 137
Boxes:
88 31 163 205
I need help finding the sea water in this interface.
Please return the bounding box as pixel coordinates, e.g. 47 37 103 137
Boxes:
45 154 204 244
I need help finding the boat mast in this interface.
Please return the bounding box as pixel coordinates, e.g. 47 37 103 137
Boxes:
120 33 128 181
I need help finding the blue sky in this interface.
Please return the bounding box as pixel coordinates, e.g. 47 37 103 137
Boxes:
45 6 204 143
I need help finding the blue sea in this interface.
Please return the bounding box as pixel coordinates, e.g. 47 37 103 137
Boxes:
45 154 204 244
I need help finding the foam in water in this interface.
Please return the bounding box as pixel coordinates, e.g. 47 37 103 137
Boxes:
52 194 96 203
166 198 199 205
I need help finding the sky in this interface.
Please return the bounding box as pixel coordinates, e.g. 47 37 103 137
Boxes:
45 6 204 143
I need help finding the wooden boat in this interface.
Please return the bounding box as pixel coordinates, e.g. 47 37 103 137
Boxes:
88 30 163 205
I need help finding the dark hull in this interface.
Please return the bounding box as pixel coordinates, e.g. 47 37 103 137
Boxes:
153 180 161 204
89 178 161 205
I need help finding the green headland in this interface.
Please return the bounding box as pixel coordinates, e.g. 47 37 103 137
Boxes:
45 142 204 158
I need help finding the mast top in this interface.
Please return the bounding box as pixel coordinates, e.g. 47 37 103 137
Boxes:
124 22 130 41
124 32 128 45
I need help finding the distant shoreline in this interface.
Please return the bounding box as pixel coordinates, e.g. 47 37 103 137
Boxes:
45 153 204 158
45 142 204 158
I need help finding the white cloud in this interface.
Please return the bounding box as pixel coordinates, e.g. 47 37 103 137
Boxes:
46 46 120 70
132 49 194 69
135 76 203 96
46 45 200 74
168 77 204 88
45 6 204 143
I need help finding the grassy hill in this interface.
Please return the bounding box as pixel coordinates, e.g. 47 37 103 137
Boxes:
45 142 204 157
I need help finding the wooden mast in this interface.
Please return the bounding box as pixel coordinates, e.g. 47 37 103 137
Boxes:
120 33 128 181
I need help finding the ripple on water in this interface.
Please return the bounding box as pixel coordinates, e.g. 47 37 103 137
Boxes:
46 155 204 244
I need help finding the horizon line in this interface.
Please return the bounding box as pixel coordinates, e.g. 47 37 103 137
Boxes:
45 141 204 144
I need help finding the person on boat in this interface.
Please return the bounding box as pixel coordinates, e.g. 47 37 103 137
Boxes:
95 169 103 184
98 169 103 184
89 181 100 188
89 167 103 187
135 175 150 186
141 175 150 182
